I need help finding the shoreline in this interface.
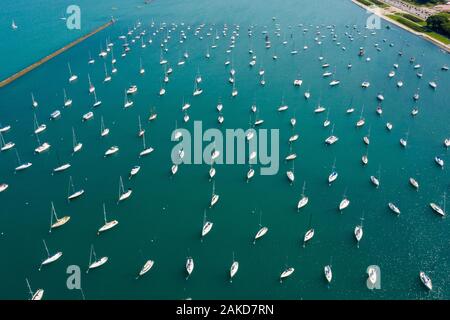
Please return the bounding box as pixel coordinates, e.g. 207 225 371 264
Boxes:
350 0 450 53
0 20 114 88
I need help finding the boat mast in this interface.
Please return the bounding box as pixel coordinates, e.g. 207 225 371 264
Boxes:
25 278 33 298
43 239 50 258
103 203 107 224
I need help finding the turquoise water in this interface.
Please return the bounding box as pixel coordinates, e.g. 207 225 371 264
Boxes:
0 0 449 299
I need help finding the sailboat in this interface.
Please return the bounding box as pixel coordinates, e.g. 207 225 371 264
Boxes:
286 162 295 184
72 127 82 153
409 177 419 190
26 279 44 301
88 52 95 64
363 127 371 145
63 89 72 107
193 81 203 96
67 176 84 201
361 147 369 165
86 245 108 273
11 20 18 30
137 116 145 137
430 192 446 217
68 63 78 82
87 73 95 93
354 212 364 247
137 260 154 279
14 149 32 171
388 202 401 215
303 211 314 247
39 240 62 271
186 257 194 279
139 133 154 157
129 165 141 179
100 117 109 137
400 130 409 148
118 176 132 202
297 181 309 210
34 134 50 154
339 191 350 211
103 63 112 82
328 159 338 185
0 132 15 152
209 163 216 180
97 203 118 234
370 166 381 188
92 91 102 108
201 210 213 239
253 211 268 244
325 124 338 145
246 165 255 182
123 92 133 110
210 181 219 207
324 257 333 283
231 81 238 97
419 272 433 291
53 159 71 173
280 267 295 282
49 201 70 231
356 105 365 127
230 252 239 282
104 146 119 157
31 93 38 108
148 107 157 121
139 58 145 75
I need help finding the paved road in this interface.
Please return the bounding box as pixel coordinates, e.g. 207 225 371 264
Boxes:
381 0 437 20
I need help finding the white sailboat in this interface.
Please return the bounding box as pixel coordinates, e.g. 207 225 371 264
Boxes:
97 203 118 234
354 213 364 247
34 134 50 154
388 202 401 215
210 180 219 207
103 63 112 82
186 257 194 279
118 176 132 202
303 211 314 247
136 260 154 279
129 165 141 179
124 90 134 108
104 146 119 157
14 149 32 171
201 210 213 238
430 192 446 217
230 252 239 282
86 244 108 273
31 93 38 108
0 132 15 152
297 181 309 210
63 89 72 107
325 124 338 145
39 239 62 271
92 91 102 108
286 162 295 184
339 191 350 211
100 117 109 137
280 267 295 282
139 133 154 157
328 159 338 185
68 63 78 83
137 116 145 137
26 279 44 301
67 176 84 201
87 73 95 93
419 272 433 290
253 211 268 244
49 201 70 231
72 127 82 153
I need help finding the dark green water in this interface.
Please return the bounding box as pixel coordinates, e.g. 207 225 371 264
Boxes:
0 0 449 299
